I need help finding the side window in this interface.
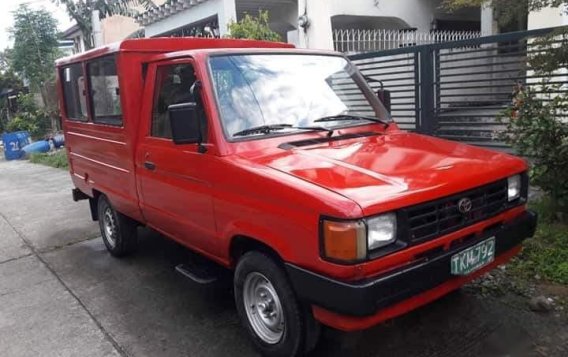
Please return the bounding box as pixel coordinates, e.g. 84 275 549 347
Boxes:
151 63 196 138
61 63 87 121
88 56 122 125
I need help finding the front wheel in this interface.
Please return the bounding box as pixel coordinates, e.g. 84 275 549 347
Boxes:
97 195 138 257
234 252 320 356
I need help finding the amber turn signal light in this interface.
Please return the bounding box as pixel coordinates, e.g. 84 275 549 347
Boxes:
321 220 366 263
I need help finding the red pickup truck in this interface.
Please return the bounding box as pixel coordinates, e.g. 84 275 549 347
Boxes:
56 38 536 356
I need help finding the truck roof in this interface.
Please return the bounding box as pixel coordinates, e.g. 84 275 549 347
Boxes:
55 37 294 66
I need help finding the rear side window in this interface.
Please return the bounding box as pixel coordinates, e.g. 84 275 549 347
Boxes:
88 56 122 126
60 63 87 121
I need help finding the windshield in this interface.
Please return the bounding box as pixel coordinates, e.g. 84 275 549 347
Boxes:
208 54 390 139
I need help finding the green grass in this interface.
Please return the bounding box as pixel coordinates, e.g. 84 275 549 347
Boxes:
508 197 568 285
29 150 69 170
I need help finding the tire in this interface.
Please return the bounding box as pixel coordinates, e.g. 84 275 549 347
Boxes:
97 195 138 257
234 252 320 357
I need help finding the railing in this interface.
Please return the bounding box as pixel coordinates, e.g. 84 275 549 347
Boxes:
347 27 568 150
334 29 481 53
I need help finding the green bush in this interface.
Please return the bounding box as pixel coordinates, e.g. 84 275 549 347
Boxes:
501 31 568 218
227 10 281 42
502 84 568 216
4 93 50 139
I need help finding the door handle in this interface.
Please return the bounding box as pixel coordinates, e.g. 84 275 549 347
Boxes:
144 161 156 171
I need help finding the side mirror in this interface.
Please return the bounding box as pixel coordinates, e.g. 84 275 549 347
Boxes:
168 102 201 145
376 89 391 113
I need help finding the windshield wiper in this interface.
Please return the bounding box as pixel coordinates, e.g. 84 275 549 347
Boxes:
233 124 293 137
314 114 390 127
293 125 334 137
233 124 335 137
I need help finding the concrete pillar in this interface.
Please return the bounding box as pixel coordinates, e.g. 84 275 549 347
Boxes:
219 0 237 36
298 0 333 50
92 10 103 47
480 4 497 36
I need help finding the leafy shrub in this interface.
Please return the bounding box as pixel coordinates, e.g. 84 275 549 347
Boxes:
502 84 568 215
4 93 50 139
501 31 568 217
227 10 281 42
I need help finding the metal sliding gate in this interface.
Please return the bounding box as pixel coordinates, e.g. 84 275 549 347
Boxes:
348 27 568 150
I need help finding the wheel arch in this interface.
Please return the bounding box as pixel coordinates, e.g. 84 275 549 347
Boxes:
229 235 284 268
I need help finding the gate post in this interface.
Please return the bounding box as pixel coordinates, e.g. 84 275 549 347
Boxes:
417 46 436 134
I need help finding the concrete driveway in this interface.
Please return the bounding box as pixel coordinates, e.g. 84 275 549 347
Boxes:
0 160 566 357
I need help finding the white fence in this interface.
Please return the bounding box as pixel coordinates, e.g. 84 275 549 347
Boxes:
333 29 482 53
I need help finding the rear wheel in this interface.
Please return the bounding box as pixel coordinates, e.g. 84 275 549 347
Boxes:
234 251 320 356
97 195 138 257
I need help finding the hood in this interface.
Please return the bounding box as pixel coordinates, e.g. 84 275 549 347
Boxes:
244 131 526 215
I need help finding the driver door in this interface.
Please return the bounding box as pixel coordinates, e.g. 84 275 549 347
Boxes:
136 58 217 253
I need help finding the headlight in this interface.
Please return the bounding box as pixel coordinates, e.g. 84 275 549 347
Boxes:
507 175 521 201
321 212 397 263
367 213 397 250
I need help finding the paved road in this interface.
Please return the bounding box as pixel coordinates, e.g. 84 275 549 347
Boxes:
0 160 566 357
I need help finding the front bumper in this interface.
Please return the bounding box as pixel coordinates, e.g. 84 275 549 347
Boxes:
286 210 537 318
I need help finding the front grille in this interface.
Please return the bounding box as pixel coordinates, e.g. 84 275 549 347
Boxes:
403 179 511 243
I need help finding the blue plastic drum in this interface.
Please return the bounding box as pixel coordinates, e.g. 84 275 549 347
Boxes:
51 134 65 149
1 131 32 160
21 140 51 156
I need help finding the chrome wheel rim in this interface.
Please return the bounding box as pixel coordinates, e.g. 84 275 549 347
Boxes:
243 272 285 344
102 207 117 248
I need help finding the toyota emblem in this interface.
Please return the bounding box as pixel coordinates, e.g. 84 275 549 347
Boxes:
458 197 473 214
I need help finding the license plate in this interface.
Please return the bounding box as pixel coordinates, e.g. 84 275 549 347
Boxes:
451 237 495 276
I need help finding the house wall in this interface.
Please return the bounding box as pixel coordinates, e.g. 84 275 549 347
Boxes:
528 5 568 29
145 0 236 37
527 5 568 105
299 0 481 50
330 0 434 32
101 15 140 44
141 0 484 50
101 1 168 44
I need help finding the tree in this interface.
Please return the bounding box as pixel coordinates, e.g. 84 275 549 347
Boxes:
52 0 155 50
0 70 24 132
0 49 24 132
9 5 60 105
9 5 61 134
0 70 24 94
227 10 281 42
0 49 13 73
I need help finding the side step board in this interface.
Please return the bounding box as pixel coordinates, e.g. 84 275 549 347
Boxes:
175 263 219 285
